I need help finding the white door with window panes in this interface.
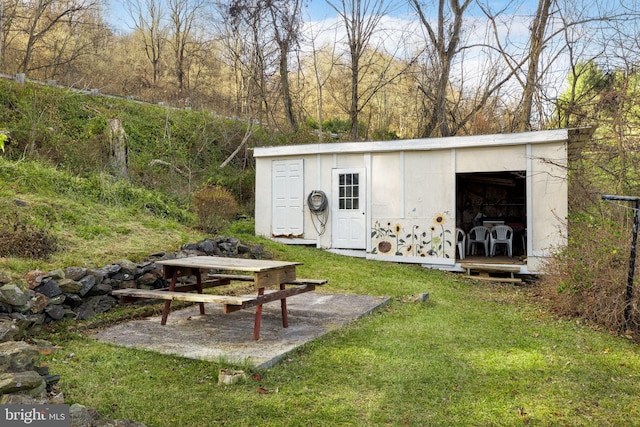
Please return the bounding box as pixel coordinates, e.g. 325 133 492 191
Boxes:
331 168 366 249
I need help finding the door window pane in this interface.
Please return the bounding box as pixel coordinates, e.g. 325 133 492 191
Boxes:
338 173 359 210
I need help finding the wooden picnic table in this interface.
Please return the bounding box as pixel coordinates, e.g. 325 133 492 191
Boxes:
112 256 326 340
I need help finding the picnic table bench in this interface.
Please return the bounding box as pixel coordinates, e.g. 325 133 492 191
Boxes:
111 256 327 340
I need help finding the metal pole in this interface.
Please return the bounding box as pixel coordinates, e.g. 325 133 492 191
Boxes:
602 194 640 331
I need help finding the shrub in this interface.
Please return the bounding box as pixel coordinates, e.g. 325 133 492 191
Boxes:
192 185 239 233
539 209 639 335
0 217 59 259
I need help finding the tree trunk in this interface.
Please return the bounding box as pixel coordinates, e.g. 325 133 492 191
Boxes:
518 0 552 132
279 45 297 131
349 50 359 140
108 118 129 180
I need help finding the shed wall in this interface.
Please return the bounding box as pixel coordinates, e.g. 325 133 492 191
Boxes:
254 132 571 273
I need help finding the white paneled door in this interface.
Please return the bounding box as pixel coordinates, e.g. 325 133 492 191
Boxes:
272 160 304 237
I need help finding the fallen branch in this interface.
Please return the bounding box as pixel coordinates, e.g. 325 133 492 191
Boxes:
220 118 255 168
148 159 184 175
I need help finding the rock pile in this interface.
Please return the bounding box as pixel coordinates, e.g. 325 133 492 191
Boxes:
0 236 267 339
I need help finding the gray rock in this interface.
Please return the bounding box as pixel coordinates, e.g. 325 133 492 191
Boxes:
69 403 94 427
48 294 67 305
181 243 199 251
90 295 117 313
0 341 39 371
100 264 122 276
198 239 215 254
0 371 45 395
12 301 34 314
87 282 112 296
0 284 30 306
136 273 158 288
63 293 83 307
34 280 63 298
48 269 65 280
23 313 45 326
64 266 87 281
58 278 84 294
86 268 107 284
74 296 115 320
139 263 157 274
219 242 236 254
117 280 137 289
78 275 96 297
45 305 66 321
116 259 140 276
74 303 94 320
0 393 41 404
250 244 269 259
110 272 134 282
0 320 21 342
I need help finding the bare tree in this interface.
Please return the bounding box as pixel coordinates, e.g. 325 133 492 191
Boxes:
328 0 411 140
125 0 167 88
266 0 303 131
304 22 341 141
225 0 272 125
409 0 473 137
167 0 205 96
480 0 625 132
518 0 552 131
224 0 303 132
16 0 100 76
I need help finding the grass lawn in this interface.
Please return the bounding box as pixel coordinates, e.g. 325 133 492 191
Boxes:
40 242 640 426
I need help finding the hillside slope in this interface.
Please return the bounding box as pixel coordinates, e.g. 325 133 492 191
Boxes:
0 79 269 211
0 158 208 275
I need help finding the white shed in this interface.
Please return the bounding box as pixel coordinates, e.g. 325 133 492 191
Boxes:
253 128 590 274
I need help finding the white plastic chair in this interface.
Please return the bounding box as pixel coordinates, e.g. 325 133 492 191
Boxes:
467 226 490 256
490 225 513 257
455 228 466 260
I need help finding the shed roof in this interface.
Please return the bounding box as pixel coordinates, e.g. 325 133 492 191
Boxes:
253 129 581 157
253 128 593 158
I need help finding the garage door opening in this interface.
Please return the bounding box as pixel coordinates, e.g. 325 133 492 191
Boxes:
456 172 527 258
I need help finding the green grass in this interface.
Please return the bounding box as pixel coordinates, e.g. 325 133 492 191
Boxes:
0 158 203 273
40 247 640 426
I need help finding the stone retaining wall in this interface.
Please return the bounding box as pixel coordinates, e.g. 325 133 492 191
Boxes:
0 237 267 340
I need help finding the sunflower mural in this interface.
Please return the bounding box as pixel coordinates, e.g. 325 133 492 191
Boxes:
371 221 399 255
371 214 453 258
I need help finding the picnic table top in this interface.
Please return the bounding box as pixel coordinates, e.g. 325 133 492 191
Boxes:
156 256 302 272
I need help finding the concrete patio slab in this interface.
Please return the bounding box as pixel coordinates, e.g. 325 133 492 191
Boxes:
92 292 389 368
